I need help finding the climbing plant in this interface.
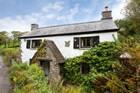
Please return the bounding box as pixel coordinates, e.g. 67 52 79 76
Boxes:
63 42 121 92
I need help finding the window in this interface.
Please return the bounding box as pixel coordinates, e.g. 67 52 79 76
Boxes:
26 40 31 49
73 36 99 49
81 37 91 48
80 63 90 74
59 63 65 76
73 37 80 49
26 39 42 49
32 40 41 48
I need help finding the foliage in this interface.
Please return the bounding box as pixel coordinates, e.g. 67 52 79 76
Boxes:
118 38 140 93
115 19 136 38
1 48 21 66
64 42 121 92
64 40 140 93
82 42 120 72
0 31 9 47
0 31 24 66
0 31 25 48
60 85 84 93
126 0 140 36
116 0 140 41
9 63 53 93
31 40 47 64
11 31 23 47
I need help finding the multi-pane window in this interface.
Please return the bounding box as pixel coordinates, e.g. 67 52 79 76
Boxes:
74 36 99 49
32 40 42 48
81 37 91 48
26 39 42 49
26 40 31 49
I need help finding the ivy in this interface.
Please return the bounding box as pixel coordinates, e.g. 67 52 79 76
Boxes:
64 42 121 87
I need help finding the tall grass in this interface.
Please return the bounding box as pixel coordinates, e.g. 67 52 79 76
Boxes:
9 63 53 93
0 48 21 66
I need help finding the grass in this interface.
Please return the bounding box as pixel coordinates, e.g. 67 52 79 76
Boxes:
0 43 21 66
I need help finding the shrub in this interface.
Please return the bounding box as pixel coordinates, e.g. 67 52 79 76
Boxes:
60 85 83 93
9 62 52 93
1 48 21 66
64 42 121 92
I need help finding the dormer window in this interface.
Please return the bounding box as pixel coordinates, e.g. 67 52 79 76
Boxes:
74 36 99 49
26 39 42 49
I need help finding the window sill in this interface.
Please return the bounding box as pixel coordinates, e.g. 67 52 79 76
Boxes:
27 48 38 50
77 47 91 50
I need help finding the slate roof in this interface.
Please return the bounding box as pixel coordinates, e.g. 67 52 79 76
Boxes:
20 19 118 38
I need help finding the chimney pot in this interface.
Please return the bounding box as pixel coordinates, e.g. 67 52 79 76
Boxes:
101 6 112 20
105 6 109 11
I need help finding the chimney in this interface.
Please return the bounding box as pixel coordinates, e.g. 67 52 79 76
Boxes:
31 24 39 31
101 6 112 20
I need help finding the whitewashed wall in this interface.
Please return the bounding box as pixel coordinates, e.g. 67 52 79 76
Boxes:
21 32 117 63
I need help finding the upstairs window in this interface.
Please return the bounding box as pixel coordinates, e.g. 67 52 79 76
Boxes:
74 36 99 49
81 37 91 48
32 40 42 48
26 39 42 49
26 40 31 49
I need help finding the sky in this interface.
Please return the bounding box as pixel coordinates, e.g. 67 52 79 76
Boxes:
0 0 128 32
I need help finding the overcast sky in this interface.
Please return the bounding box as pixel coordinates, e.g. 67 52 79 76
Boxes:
0 0 128 32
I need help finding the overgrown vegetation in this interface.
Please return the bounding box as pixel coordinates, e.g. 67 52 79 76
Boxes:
0 31 24 65
9 63 53 93
64 42 120 84
9 63 88 93
1 48 21 66
9 40 140 93
64 41 139 93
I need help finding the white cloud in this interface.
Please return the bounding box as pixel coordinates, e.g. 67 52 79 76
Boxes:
0 2 80 33
112 0 129 20
64 4 80 22
0 1 65 32
42 2 64 13
0 0 130 33
0 16 36 32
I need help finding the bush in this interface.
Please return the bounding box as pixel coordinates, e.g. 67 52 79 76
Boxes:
63 42 121 92
9 62 53 93
60 85 83 93
1 48 21 66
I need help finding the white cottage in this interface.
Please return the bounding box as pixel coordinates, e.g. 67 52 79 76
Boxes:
20 7 118 64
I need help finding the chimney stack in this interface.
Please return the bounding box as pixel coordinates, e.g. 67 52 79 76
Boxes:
31 24 39 31
101 6 112 20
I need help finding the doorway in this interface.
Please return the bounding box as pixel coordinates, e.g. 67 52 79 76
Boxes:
40 60 50 77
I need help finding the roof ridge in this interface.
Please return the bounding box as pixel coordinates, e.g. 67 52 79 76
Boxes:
38 20 102 29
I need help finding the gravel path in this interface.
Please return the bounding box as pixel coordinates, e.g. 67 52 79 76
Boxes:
0 56 11 93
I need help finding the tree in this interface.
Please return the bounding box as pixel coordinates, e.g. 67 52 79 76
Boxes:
115 19 135 37
0 31 9 47
11 31 22 40
11 31 22 47
125 0 140 37
115 0 140 41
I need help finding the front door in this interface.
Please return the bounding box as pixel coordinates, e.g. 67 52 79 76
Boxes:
40 60 50 76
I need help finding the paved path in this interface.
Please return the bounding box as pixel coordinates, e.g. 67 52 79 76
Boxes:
0 56 11 93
